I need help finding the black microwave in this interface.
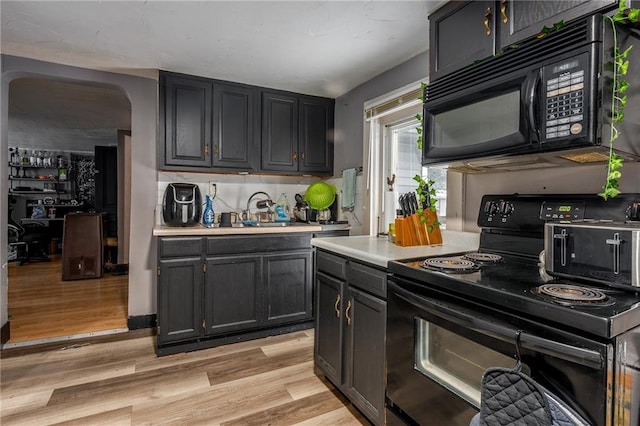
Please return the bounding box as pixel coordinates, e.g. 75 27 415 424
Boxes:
422 14 640 169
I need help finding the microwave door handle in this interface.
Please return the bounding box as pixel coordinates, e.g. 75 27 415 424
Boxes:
389 280 603 369
525 70 541 141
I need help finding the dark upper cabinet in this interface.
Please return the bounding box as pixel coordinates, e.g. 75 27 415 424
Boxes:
429 1 495 82
212 82 258 171
497 0 618 49
160 71 334 175
261 91 299 172
429 0 622 82
299 96 334 174
261 90 334 175
162 74 212 168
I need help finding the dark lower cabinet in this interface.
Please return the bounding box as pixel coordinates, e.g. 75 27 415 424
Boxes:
157 234 314 356
205 255 262 335
264 251 313 325
157 256 203 345
314 250 386 426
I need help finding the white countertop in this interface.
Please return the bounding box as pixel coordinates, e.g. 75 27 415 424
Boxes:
311 230 480 268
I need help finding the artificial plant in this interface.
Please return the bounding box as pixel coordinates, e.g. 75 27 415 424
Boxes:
599 0 640 199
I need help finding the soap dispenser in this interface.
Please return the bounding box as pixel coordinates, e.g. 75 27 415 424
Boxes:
274 193 291 222
203 194 215 227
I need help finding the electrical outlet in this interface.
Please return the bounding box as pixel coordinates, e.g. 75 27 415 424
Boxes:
209 182 217 198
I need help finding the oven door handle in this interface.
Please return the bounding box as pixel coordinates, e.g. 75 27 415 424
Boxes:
389 281 604 369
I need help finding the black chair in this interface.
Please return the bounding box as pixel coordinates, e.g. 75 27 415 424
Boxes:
19 222 52 264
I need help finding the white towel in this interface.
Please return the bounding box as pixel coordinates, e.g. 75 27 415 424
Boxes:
341 168 357 209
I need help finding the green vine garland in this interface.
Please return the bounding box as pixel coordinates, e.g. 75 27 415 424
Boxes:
599 0 640 200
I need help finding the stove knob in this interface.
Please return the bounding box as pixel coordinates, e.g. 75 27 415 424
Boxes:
499 201 514 216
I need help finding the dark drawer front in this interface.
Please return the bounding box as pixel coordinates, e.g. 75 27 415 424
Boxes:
207 233 311 255
316 250 347 280
159 237 203 258
158 237 202 257
348 261 386 299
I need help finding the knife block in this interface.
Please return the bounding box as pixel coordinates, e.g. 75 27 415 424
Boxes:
394 209 442 247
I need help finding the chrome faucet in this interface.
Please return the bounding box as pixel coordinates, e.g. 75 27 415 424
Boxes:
246 191 274 222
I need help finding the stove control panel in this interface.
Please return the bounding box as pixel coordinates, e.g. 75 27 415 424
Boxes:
540 201 585 222
477 194 640 232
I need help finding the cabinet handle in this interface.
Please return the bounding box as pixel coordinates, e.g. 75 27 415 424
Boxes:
345 300 352 326
292 152 298 161
202 319 206 330
213 144 219 160
300 151 305 160
484 7 492 36
334 294 341 318
204 144 210 157
501 0 508 24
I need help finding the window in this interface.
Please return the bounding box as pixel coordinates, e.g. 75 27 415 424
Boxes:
366 84 447 235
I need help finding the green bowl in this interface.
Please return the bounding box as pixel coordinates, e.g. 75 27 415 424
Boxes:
304 182 336 210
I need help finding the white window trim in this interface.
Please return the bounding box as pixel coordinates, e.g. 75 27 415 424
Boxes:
364 79 427 235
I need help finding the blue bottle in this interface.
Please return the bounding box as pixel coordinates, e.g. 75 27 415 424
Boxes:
203 194 215 227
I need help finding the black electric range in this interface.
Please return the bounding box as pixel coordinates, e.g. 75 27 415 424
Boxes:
390 251 640 339
385 194 640 426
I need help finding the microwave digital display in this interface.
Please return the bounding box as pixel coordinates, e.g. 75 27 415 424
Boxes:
552 59 580 74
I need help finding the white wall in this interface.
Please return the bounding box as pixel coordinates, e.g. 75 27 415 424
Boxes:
1 55 158 329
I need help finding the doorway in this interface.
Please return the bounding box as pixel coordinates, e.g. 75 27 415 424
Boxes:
5 77 132 346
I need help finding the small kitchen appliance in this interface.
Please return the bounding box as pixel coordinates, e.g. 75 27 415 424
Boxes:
386 193 640 426
422 13 640 170
162 183 202 226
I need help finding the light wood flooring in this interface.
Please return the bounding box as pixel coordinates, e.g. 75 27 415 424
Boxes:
0 329 369 425
6 255 129 344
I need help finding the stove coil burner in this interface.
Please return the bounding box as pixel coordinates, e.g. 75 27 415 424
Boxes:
533 284 610 306
421 257 479 274
461 253 503 263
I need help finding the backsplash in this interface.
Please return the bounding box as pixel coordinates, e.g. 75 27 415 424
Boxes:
156 171 366 234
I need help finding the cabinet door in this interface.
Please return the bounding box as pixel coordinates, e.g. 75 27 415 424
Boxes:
162 74 212 168
314 271 345 387
498 0 617 49
212 82 257 171
261 91 298 172
429 1 495 81
204 255 262 335
264 250 313 325
157 257 203 344
299 96 334 174
343 286 386 426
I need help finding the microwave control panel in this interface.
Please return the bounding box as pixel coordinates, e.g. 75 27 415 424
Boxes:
542 53 588 141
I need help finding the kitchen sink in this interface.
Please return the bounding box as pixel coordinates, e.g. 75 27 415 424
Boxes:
240 221 311 227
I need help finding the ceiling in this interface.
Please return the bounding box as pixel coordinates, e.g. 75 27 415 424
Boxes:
2 0 444 152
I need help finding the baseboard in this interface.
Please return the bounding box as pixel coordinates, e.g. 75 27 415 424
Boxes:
1 321 10 345
127 314 157 330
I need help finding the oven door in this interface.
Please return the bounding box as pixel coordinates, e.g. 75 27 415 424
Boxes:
386 277 611 426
